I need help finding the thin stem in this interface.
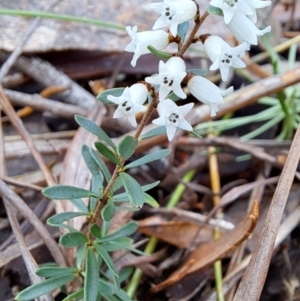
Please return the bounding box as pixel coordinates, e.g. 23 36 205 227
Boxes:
179 10 209 56
88 94 158 234
0 8 124 30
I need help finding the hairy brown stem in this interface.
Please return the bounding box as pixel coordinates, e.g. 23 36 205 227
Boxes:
88 93 158 239
179 10 209 55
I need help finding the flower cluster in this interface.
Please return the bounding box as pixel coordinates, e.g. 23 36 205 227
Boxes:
108 0 271 141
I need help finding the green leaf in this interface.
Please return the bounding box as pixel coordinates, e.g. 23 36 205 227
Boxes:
117 135 138 160
140 126 166 140
69 198 89 213
207 4 223 16
76 244 86 269
103 237 145 255
101 201 115 222
147 45 172 59
75 115 116 150
166 92 181 101
43 185 99 200
95 142 122 167
62 288 84 301
178 21 189 41
59 232 88 248
99 221 138 243
143 193 159 208
90 148 112 183
98 280 133 301
15 274 76 301
47 212 88 226
113 181 160 202
36 267 78 278
84 248 99 301
187 69 207 76
82 145 104 186
89 176 103 212
94 244 118 276
90 224 102 239
102 237 133 252
125 149 171 169
119 172 144 207
97 87 125 105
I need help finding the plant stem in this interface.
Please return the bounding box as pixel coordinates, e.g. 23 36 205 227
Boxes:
179 10 209 56
89 95 158 234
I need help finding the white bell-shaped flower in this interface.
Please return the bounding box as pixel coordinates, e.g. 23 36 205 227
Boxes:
226 13 271 47
145 56 187 100
107 83 148 127
149 0 197 37
187 75 233 116
152 99 194 141
203 35 248 81
210 0 253 24
244 0 271 23
125 26 169 67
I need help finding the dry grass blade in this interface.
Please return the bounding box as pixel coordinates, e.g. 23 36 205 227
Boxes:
0 86 56 186
151 201 259 293
233 124 300 301
4 89 88 119
0 178 66 267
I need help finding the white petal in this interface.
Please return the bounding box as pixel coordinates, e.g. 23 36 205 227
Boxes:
165 124 177 141
130 83 148 105
127 114 137 127
152 116 166 126
220 66 230 81
178 118 193 131
226 13 271 45
172 84 186 99
180 102 194 116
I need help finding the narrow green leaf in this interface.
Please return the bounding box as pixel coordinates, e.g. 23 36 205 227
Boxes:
43 185 99 200
94 244 118 276
47 212 88 225
147 45 172 59
69 198 89 213
143 193 159 208
187 69 207 76
125 149 171 169
119 172 144 207
62 288 84 301
36 267 78 278
178 21 189 41
103 237 145 255
59 232 88 248
102 237 133 252
140 126 166 140
117 135 138 160
90 224 102 239
82 145 104 186
99 221 138 243
76 244 86 269
84 248 99 301
97 87 125 105
207 4 223 16
101 201 115 222
112 176 123 192
95 142 122 167
75 115 116 150
90 176 103 212
15 274 76 301
90 148 111 182
113 181 159 202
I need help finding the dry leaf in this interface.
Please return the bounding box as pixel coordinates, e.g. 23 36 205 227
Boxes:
151 201 259 293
